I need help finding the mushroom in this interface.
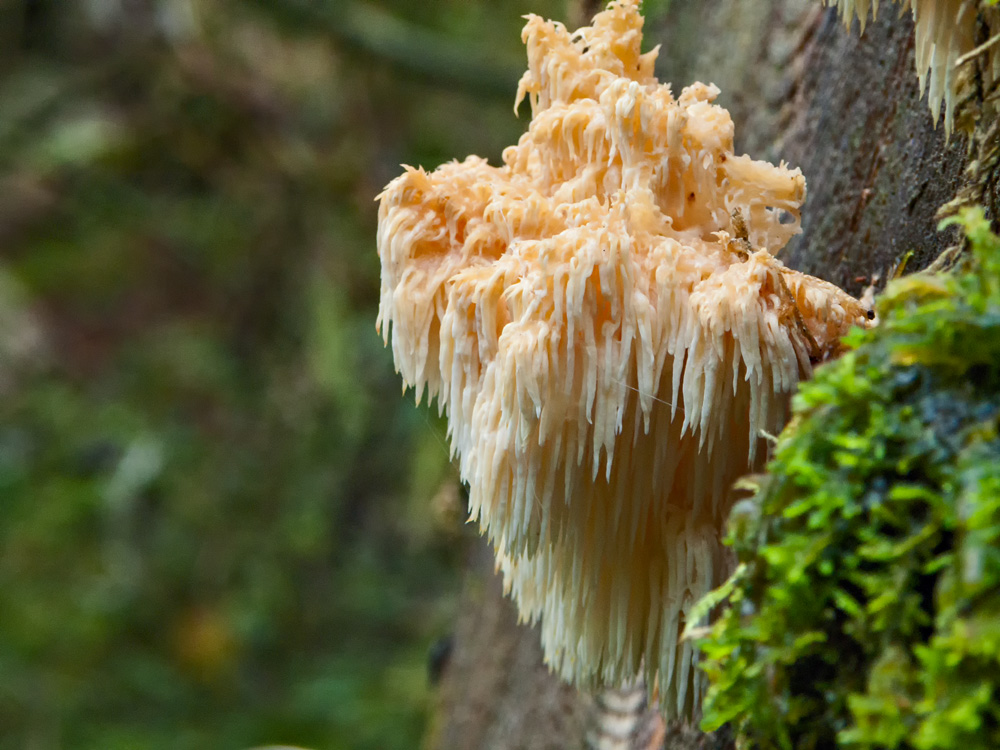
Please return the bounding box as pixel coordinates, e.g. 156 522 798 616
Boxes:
376 0 869 718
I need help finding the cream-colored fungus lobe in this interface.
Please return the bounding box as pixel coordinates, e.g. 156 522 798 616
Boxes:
377 0 869 718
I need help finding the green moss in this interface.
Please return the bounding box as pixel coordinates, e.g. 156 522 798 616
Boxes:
696 208 1000 749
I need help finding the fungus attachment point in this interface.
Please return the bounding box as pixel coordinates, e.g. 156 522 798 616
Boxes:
377 0 869 719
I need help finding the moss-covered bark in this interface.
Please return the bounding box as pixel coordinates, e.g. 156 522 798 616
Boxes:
698 210 1000 750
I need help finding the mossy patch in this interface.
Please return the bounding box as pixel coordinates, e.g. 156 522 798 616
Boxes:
695 208 1000 749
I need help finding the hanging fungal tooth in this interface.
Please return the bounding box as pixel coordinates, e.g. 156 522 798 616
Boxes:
377 0 869 720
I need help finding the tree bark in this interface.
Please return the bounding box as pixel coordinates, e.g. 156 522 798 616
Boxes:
426 2 985 747
425 540 592 750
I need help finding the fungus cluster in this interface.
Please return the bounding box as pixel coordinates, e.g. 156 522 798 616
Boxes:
826 0 1000 135
377 0 869 718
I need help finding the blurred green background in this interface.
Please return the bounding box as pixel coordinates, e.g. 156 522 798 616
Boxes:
0 0 591 748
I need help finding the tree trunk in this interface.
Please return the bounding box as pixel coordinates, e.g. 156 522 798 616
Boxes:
426 2 986 747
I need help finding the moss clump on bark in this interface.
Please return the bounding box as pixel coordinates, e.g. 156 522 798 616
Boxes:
695 208 1000 750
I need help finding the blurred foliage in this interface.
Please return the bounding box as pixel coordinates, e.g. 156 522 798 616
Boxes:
0 0 569 747
696 208 1000 749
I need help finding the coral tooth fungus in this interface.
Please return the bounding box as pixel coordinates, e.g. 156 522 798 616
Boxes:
376 0 868 718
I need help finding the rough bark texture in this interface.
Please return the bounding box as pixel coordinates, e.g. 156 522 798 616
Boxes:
653 0 969 295
427 2 983 747
425 540 592 750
